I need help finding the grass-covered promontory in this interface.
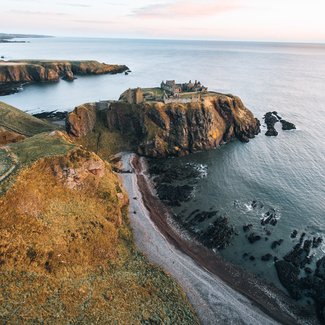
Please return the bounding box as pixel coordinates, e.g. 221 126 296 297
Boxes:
0 103 198 324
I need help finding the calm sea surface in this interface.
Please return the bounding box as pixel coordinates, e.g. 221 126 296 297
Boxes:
1 37 324 290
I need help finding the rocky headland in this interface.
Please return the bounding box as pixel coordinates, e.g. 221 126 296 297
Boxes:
0 60 129 95
66 89 261 158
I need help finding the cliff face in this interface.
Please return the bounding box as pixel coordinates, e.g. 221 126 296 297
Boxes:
0 60 129 84
67 94 260 158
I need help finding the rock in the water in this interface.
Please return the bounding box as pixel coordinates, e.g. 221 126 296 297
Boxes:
265 127 278 137
261 253 273 261
264 112 279 136
271 239 284 249
280 119 296 130
264 112 296 136
261 211 278 226
304 267 313 274
247 233 261 244
313 237 323 248
243 224 253 232
291 230 298 239
315 256 325 280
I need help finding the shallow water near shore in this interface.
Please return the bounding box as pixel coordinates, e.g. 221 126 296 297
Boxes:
1 37 325 302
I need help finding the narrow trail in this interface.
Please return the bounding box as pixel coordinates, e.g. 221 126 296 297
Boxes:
0 148 18 184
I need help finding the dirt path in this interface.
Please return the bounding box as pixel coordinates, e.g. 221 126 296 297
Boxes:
0 148 18 183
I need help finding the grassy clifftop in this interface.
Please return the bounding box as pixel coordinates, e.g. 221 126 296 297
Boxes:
0 101 58 145
0 104 198 324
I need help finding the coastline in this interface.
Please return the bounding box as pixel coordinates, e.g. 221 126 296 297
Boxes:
119 152 317 325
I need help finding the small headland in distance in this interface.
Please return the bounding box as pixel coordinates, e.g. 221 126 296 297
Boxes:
0 32 52 43
0 60 130 95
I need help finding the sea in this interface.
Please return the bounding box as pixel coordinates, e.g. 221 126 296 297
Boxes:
1 37 324 292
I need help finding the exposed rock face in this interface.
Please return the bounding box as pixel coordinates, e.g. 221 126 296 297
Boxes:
0 128 26 145
0 60 129 95
66 103 97 137
51 149 106 189
67 93 260 158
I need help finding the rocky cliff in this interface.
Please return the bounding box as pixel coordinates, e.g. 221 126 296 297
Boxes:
67 93 260 158
0 60 129 95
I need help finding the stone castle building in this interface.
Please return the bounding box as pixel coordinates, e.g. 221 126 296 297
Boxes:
125 87 144 104
160 80 207 96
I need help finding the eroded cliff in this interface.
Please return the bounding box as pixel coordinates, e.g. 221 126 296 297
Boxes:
0 60 128 82
67 93 260 158
0 60 129 95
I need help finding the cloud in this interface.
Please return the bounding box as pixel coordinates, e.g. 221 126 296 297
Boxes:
73 19 118 25
9 9 68 16
133 0 242 18
56 2 92 8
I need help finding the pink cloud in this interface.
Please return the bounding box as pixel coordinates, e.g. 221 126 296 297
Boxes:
133 0 242 18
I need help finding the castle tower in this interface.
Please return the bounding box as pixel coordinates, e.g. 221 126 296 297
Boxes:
135 87 144 104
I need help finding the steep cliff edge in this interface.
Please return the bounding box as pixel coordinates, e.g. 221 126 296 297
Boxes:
0 101 58 145
67 92 260 158
0 60 129 95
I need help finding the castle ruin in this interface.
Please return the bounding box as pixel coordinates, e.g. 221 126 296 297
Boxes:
160 80 207 96
126 87 144 104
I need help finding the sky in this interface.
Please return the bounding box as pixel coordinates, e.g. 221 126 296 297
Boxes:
1 0 325 42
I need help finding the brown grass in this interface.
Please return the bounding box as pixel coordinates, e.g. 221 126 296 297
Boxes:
0 148 198 324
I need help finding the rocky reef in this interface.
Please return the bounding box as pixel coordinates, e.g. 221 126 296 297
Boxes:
67 91 260 158
263 111 296 136
0 60 129 95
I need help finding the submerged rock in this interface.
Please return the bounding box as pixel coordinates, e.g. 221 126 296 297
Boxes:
247 233 262 244
157 184 193 206
261 253 273 261
291 230 298 239
271 239 284 250
243 224 253 232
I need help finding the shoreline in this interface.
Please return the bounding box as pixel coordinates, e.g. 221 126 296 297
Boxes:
119 152 317 325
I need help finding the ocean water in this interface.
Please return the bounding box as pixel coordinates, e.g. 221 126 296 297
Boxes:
1 37 325 291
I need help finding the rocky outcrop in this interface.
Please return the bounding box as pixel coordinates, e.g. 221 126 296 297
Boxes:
67 93 260 158
0 128 26 145
66 103 97 137
0 60 129 83
0 60 129 95
263 111 296 136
